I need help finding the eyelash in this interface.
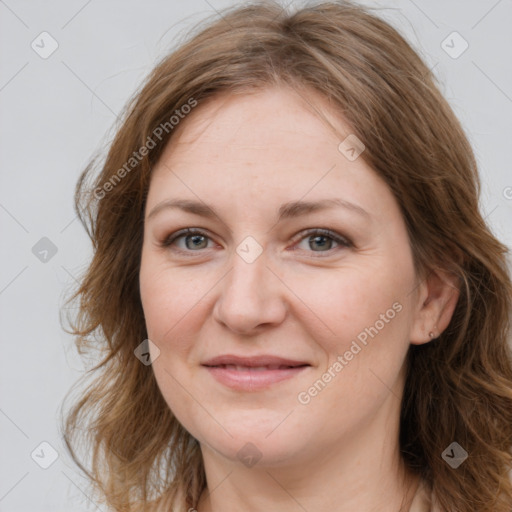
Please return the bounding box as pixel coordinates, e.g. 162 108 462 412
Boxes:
160 227 353 258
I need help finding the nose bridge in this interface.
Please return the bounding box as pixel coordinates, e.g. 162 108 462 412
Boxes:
214 243 286 333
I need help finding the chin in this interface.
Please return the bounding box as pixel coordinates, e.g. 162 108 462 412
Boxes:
208 436 307 468
193 410 316 468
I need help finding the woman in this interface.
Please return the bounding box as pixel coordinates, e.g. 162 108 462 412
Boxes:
62 1 512 511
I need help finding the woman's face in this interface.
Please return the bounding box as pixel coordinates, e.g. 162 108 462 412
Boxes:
139 86 426 468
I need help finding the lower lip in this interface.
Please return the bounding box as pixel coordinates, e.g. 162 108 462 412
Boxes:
203 365 309 391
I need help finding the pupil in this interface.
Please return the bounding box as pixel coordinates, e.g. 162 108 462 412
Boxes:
310 235 330 251
188 235 206 249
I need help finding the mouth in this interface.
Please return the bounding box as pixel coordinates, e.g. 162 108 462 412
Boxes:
202 355 311 391
208 363 308 371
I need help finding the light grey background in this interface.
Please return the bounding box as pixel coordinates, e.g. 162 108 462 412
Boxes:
1 0 511 510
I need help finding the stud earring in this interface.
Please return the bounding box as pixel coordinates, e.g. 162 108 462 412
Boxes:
428 331 436 340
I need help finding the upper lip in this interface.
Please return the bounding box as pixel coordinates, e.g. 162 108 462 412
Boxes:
202 355 310 368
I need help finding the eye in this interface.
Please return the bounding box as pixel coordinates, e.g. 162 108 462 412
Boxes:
291 228 352 256
160 228 215 253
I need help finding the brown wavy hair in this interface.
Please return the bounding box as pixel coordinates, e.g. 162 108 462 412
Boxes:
61 1 512 511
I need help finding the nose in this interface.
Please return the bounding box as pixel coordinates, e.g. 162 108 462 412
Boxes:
212 248 288 335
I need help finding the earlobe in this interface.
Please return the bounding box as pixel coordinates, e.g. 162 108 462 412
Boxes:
409 268 460 345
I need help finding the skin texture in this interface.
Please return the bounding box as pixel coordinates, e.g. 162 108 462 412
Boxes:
139 86 459 512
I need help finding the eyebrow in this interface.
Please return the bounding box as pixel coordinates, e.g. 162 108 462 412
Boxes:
147 198 371 223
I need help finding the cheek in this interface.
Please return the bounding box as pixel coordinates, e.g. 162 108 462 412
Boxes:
290 271 411 429
139 254 211 346
139 256 209 438
297 262 415 407
295 263 411 344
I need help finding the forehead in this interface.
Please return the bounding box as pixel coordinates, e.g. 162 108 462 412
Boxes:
147 86 397 223
167 86 345 152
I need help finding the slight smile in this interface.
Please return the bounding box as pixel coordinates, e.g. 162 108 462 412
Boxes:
202 355 311 391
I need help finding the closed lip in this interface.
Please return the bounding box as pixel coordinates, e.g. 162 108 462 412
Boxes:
203 354 311 391
202 354 310 369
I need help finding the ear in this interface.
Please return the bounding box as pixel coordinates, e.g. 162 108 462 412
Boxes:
409 268 460 345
